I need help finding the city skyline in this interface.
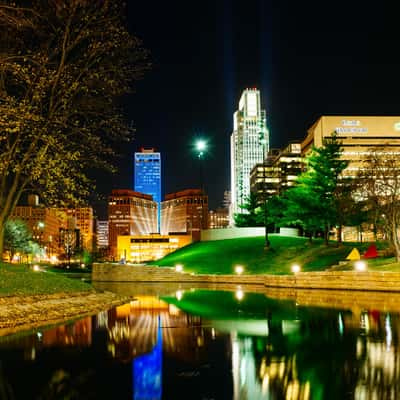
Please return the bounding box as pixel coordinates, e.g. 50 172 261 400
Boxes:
92 1 400 218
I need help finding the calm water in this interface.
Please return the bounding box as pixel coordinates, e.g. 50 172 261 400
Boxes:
0 284 399 400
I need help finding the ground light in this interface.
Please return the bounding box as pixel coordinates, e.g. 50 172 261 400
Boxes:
354 260 367 271
235 287 244 301
175 290 183 301
291 264 301 274
33 264 40 272
235 265 244 274
175 264 183 272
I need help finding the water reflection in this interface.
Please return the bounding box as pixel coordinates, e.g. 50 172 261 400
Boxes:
0 288 400 399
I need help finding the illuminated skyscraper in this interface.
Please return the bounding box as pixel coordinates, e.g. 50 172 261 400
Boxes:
134 148 161 231
230 88 269 219
108 189 157 258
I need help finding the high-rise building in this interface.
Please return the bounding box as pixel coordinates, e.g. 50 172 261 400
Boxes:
250 142 304 202
108 189 158 258
96 220 109 249
230 88 269 219
134 148 161 231
161 189 208 242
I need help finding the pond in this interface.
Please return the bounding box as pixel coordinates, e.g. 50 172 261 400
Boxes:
0 283 399 399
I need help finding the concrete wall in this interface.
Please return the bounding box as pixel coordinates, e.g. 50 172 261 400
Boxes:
200 227 265 241
92 263 400 292
92 263 265 285
279 227 299 237
200 227 300 241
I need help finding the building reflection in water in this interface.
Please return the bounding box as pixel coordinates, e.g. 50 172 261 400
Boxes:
133 317 162 400
2 290 400 398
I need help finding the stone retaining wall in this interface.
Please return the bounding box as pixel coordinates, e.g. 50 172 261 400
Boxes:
92 263 265 285
92 263 400 292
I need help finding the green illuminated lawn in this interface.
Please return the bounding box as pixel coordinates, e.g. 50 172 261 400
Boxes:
0 263 92 296
161 289 341 321
148 235 391 275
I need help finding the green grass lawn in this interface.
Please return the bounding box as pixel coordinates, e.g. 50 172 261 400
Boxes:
0 263 92 296
147 235 392 275
161 289 343 321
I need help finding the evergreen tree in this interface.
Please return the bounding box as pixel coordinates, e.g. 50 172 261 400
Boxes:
283 133 348 245
234 192 260 227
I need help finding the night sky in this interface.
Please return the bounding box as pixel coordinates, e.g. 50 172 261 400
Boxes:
94 1 400 218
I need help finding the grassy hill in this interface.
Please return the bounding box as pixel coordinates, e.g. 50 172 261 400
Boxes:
148 235 395 275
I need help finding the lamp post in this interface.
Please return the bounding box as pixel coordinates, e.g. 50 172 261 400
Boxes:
195 139 207 194
37 221 45 261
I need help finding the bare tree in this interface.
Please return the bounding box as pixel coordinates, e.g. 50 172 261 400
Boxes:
356 148 400 260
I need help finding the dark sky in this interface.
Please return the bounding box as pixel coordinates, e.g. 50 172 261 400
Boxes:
94 1 400 218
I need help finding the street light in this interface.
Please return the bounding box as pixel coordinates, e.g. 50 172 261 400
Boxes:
195 139 207 194
37 221 45 261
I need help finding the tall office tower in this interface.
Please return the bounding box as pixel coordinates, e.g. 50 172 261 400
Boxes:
134 148 161 231
230 88 269 219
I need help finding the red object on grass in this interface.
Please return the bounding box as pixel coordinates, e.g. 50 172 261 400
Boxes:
364 244 378 258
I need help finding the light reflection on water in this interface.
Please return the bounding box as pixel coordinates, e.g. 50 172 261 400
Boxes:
0 285 400 399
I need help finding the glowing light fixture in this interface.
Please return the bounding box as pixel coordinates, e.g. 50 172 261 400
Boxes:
354 260 367 271
235 288 244 301
176 290 183 301
33 264 40 272
291 264 301 274
235 265 244 274
175 264 183 272
195 139 207 155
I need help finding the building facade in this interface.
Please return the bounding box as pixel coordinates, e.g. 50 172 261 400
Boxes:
230 88 269 219
134 148 161 231
11 195 66 258
208 208 230 229
108 189 158 258
96 220 109 249
302 116 400 177
161 189 208 242
117 234 192 263
250 142 304 201
61 207 94 252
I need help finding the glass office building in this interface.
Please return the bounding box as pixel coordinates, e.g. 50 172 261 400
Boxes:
230 88 269 218
134 148 161 231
